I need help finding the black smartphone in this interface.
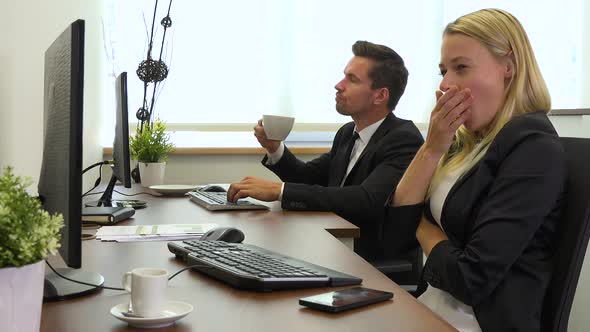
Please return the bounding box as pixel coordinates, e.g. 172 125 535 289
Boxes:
299 287 393 313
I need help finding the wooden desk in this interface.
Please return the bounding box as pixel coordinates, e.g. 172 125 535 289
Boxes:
42 192 456 332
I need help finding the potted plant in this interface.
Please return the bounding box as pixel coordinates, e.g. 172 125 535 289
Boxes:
0 166 64 331
129 117 175 187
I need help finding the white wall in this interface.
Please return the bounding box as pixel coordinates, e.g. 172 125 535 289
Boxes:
0 0 103 192
550 116 590 139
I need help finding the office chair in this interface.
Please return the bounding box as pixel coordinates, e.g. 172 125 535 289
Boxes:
370 247 423 296
541 137 590 332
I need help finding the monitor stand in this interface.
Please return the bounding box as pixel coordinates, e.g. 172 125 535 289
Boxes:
85 175 147 209
44 268 104 302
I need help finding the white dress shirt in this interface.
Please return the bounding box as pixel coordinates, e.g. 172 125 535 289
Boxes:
265 117 387 198
339 118 385 186
419 161 482 332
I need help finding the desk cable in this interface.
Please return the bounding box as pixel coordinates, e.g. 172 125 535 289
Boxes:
113 190 154 197
81 160 156 198
83 190 157 197
82 163 105 197
82 160 113 175
45 260 211 291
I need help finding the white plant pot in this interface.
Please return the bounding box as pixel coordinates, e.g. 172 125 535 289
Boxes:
0 260 45 332
139 162 166 187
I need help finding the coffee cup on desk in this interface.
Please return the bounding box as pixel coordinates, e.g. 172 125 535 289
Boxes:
262 115 295 141
122 267 169 317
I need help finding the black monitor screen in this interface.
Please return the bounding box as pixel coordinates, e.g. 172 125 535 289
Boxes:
38 20 85 268
84 71 140 209
112 72 131 187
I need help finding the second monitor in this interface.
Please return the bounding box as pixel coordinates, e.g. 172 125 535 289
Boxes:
86 72 146 208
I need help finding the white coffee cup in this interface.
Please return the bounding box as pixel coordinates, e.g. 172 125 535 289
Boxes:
122 267 169 317
262 115 295 141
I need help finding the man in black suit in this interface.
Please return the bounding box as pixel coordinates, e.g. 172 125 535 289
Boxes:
227 41 423 261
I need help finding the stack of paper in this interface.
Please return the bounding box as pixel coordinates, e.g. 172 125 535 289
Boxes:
95 224 218 242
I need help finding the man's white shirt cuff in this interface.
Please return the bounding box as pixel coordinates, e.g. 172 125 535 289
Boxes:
278 182 284 201
265 142 285 165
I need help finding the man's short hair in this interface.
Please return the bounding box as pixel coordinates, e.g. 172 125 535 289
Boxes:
352 41 409 111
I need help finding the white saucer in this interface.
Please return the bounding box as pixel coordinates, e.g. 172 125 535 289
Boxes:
110 300 193 328
148 184 197 196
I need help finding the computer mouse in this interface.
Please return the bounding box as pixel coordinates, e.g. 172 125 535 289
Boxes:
200 185 226 193
200 227 245 243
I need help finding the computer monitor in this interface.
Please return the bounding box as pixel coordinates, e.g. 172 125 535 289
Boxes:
38 19 104 301
112 72 132 188
85 72 145 208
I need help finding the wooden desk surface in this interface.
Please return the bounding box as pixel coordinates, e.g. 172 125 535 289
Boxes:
42 191 456 332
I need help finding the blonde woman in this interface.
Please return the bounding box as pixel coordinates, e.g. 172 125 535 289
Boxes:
383 9 566 331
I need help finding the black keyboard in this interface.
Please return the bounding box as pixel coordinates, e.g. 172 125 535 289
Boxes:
188 191 269 211
168 240 362 291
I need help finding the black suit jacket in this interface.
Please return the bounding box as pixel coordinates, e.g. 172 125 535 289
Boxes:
384 111 566 331
263 112 423 260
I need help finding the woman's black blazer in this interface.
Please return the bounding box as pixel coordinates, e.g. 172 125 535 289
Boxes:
384 111 567 331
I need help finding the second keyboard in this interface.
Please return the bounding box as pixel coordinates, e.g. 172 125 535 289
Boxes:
168 240 362 291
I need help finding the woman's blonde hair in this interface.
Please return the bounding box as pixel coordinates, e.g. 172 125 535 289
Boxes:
429 8 551 193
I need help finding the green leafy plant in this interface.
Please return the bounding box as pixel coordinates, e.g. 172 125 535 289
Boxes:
0 167 63 268
129 117 175 163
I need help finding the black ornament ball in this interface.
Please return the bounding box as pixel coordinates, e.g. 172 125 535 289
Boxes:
136 59 169 83
136 107 150 121
161 16 172 28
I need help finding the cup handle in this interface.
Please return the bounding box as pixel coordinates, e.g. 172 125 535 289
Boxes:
122 272 132 292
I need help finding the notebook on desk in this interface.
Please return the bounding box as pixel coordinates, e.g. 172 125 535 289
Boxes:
82 206 135 225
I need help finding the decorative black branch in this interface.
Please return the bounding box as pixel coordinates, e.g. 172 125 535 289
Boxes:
135 0 173 134
130 0 173 183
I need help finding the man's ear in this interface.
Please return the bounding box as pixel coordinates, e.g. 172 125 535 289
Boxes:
373 87 389 106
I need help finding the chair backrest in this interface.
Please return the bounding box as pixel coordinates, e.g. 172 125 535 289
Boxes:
542 137 590 332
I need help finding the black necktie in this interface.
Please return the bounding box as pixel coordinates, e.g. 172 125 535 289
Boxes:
345 131 360 162
338 131 359 185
